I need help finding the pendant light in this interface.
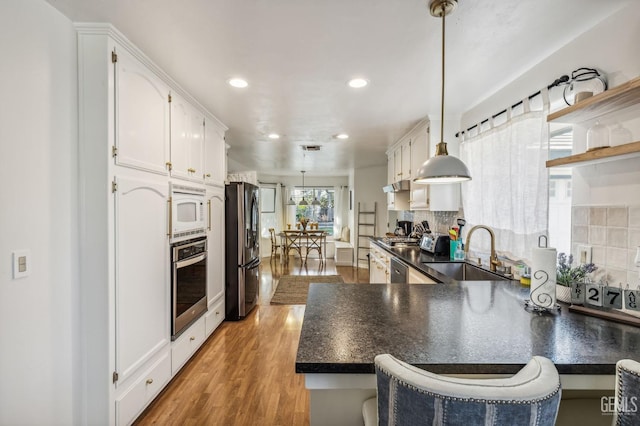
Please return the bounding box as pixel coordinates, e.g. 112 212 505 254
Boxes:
414 0 471 184
298 171 309 206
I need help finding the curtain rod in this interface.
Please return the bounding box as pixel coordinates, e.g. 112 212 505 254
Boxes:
455 74 568 138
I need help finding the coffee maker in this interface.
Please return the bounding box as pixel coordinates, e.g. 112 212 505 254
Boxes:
394 220 413 236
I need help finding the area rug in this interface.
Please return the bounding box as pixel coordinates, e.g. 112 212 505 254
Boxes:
270 275 344 305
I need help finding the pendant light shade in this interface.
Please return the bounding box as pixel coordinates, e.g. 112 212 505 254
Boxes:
311 197 321 206
286 196 296 206
414 0 471 185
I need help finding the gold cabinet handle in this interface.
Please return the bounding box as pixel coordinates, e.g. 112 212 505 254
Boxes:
205 173 211 178
207 200 212 231
188 168 196 173
190 336 195 341
165 161 172 171
146 378 153 385
167 197 172 237
215 311 220 315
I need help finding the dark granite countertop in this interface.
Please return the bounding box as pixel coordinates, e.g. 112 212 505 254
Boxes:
295 282 640 375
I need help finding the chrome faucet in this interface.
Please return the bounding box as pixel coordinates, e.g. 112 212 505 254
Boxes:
464 225 502 272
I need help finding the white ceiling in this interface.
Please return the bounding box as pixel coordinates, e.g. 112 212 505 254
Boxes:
46 0 629 177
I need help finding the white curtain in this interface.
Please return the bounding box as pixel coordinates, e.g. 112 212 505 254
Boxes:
276 184 284 231
460 90 549 263
334 186 347 237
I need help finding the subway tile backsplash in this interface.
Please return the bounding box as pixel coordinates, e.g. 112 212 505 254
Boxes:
572 205 640 287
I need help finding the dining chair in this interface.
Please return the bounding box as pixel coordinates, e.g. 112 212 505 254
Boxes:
305 231 325 265
613 358 640 425
282 230 304 264
268 228 281 260
363 354 561 426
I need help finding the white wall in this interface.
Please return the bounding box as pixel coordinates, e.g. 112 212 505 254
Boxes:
461 3 640 207
353 165 387 266
0 1 79 424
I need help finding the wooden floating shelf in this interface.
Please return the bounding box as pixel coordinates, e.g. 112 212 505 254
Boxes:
547 75 640 124
546 140 640 168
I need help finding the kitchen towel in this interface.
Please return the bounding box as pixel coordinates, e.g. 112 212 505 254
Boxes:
530 247 557 309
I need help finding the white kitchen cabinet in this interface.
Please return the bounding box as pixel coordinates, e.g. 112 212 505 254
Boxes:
409 188 429 210
369 242 391 283
387 153 395 185
206 187 225 309
114 176 171 385
203 117 227 186
171 315 206 374
401 140 412 180
408 266 437 284
114 47 171 175
409 125 430 210
170 93 205 182
77 25 227 425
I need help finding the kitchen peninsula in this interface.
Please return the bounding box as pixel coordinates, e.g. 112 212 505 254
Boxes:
295 280 640 425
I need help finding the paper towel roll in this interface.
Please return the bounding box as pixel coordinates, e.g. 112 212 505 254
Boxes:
530 247 557 309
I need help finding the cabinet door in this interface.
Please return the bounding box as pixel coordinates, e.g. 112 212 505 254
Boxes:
189 111 204 181
410 187 429 210
206 188 225 304
411 127 428 185
204 118 226 186
408 267 437 284
170 94 203 182
401 140 412 180
170 94 191 180
115 47 170 174
114 176 170 384
387 154 394 185
394 147 403 180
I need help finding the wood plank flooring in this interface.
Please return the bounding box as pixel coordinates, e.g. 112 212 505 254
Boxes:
134 256 368 425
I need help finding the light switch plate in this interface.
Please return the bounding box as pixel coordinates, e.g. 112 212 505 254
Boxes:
578 245 592 265
12 250 31 279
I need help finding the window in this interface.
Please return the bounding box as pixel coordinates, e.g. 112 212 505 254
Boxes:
288 188 335 235
547 126 572 255
260 187 276 238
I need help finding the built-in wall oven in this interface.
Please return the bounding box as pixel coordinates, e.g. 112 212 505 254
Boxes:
171 237 207 340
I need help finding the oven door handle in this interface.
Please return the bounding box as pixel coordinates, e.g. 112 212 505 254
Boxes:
176 253 206 269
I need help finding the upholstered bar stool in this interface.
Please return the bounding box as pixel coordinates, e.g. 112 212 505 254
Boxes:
613 359 640 426
363 354 561 426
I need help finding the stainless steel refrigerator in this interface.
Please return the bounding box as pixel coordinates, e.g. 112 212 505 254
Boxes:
225 182 260 320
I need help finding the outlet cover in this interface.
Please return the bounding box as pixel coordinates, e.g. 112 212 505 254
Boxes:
578 245 592 265
12 250 31 279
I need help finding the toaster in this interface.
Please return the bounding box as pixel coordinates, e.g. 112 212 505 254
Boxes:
420 233 450 256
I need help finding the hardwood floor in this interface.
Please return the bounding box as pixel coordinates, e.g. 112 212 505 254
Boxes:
134 256 368 425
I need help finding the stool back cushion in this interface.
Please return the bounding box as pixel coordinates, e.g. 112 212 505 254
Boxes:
614 359 640 426
375 354 561 426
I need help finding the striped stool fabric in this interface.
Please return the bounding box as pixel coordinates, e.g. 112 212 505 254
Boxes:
365 354 561 426
614 359 640 426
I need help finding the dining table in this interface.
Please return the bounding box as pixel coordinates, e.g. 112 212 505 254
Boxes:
279 229 328 265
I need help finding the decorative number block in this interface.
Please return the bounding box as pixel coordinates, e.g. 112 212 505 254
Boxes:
603 287 623 309
624 289 640 311
586 284 603 307
571 282 585 305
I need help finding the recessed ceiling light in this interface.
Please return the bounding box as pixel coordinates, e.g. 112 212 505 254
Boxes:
268 133 280 139
336 133 349 139
228 78 248 88
348 78 368 88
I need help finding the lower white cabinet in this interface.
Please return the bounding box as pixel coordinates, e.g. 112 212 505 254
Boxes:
408 266 437 284
171 316 206 375
205 298 225 337
115 349 171 426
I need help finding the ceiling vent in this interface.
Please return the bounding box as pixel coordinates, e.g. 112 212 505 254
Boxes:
301 145 321 151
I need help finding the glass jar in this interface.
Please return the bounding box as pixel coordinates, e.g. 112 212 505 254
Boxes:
586 121 610 151
610 123 632 146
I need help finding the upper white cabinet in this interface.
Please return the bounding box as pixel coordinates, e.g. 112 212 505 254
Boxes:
170 93 205 182
114 47 170 175
203 117 227 186
388 138 413 182
410 125 429 210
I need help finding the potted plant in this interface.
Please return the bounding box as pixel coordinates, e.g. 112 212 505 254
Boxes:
556 252 597 303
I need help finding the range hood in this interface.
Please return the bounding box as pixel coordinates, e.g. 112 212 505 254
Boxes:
383 179 411 193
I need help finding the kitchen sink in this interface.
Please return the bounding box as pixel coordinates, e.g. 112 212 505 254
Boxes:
421 262 510 281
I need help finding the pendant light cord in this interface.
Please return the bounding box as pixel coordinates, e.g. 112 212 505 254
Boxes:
440 10 445 144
